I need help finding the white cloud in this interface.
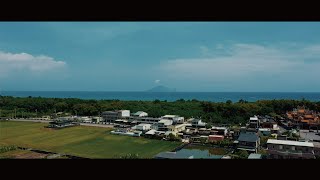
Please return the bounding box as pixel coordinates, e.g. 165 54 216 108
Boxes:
159 43 320 83
0 51 66 76
154 79 160 84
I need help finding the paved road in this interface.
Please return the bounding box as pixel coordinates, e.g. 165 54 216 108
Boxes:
8 119 114 128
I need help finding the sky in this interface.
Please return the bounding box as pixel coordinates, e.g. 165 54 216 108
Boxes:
1 22 320 92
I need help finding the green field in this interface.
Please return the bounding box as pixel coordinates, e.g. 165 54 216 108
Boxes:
0 121 181 158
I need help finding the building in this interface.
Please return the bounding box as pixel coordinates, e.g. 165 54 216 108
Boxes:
258 128 271 136
267 139 315 159
102 110 130 123
167 124 188 133
134 123 151 131
313 142 320 157
208 135 224 142
92 116 103 123
249 115 260 128
78 116 92 123
132 111 148 117
152 119 173 131
128 116 160 125
286 106 320 128
161 115 184 124
190 118 207 128
47 120 80 129
211 126 228 136
248 153 262 159
235 132 260 153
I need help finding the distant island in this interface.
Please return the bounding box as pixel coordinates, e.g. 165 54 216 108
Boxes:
147 85 176 92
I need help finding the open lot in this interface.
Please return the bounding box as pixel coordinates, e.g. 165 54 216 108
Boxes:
0 121 181 158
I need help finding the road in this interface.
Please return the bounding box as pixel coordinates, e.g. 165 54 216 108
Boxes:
7 119 114 128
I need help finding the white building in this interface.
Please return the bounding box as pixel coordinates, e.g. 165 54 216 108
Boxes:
132 111 148 117
151 119 173 131
79 116 92 123
128 116 160 125
190 118 206 128
134 123 151 131
161 115 184 124
211 126 228 136
249 115 260 128
267 139 315 159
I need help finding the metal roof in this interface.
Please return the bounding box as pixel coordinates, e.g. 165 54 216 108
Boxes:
133 111 146 115
238 132 259 143
267 139 314 147
248 153 262 159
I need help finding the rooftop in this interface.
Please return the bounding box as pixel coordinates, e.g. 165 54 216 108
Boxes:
162 115 178 118
133 111 147 116
267 139 314 147
238 132 259 143
250 116 258 121
248 153 262 159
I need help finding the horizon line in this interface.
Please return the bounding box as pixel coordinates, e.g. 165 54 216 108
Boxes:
2 90 320 93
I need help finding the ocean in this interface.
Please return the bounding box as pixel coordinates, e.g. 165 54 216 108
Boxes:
2 91 320 102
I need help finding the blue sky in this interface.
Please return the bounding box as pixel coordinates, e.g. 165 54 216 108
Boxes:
1 22 320 92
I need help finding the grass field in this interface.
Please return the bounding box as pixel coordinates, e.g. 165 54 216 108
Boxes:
0 121 181 158
0 149 47 159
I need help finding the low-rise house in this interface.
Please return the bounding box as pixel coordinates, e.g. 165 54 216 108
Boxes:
92 116 103 123
208 135 224 142
78 116 92 123
161 115 184 124
134 123 151 131
198 128 211 135
258 128 271 136
167 124 188 133
132 111 148 117
151 119 173 131
249 115 260 128
235 132 260 153
190 118 206 128
211 126 228 136
128 116 160 125
267 139 315 159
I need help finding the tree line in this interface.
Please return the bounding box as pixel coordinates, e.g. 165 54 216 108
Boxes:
1 96 320 125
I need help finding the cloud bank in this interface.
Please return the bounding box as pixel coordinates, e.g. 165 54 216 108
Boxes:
0 51 66 76
160 43 320 83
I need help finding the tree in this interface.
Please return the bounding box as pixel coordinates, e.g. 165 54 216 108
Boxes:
153 99 161 104
226 100 232 104
234 150 249 159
